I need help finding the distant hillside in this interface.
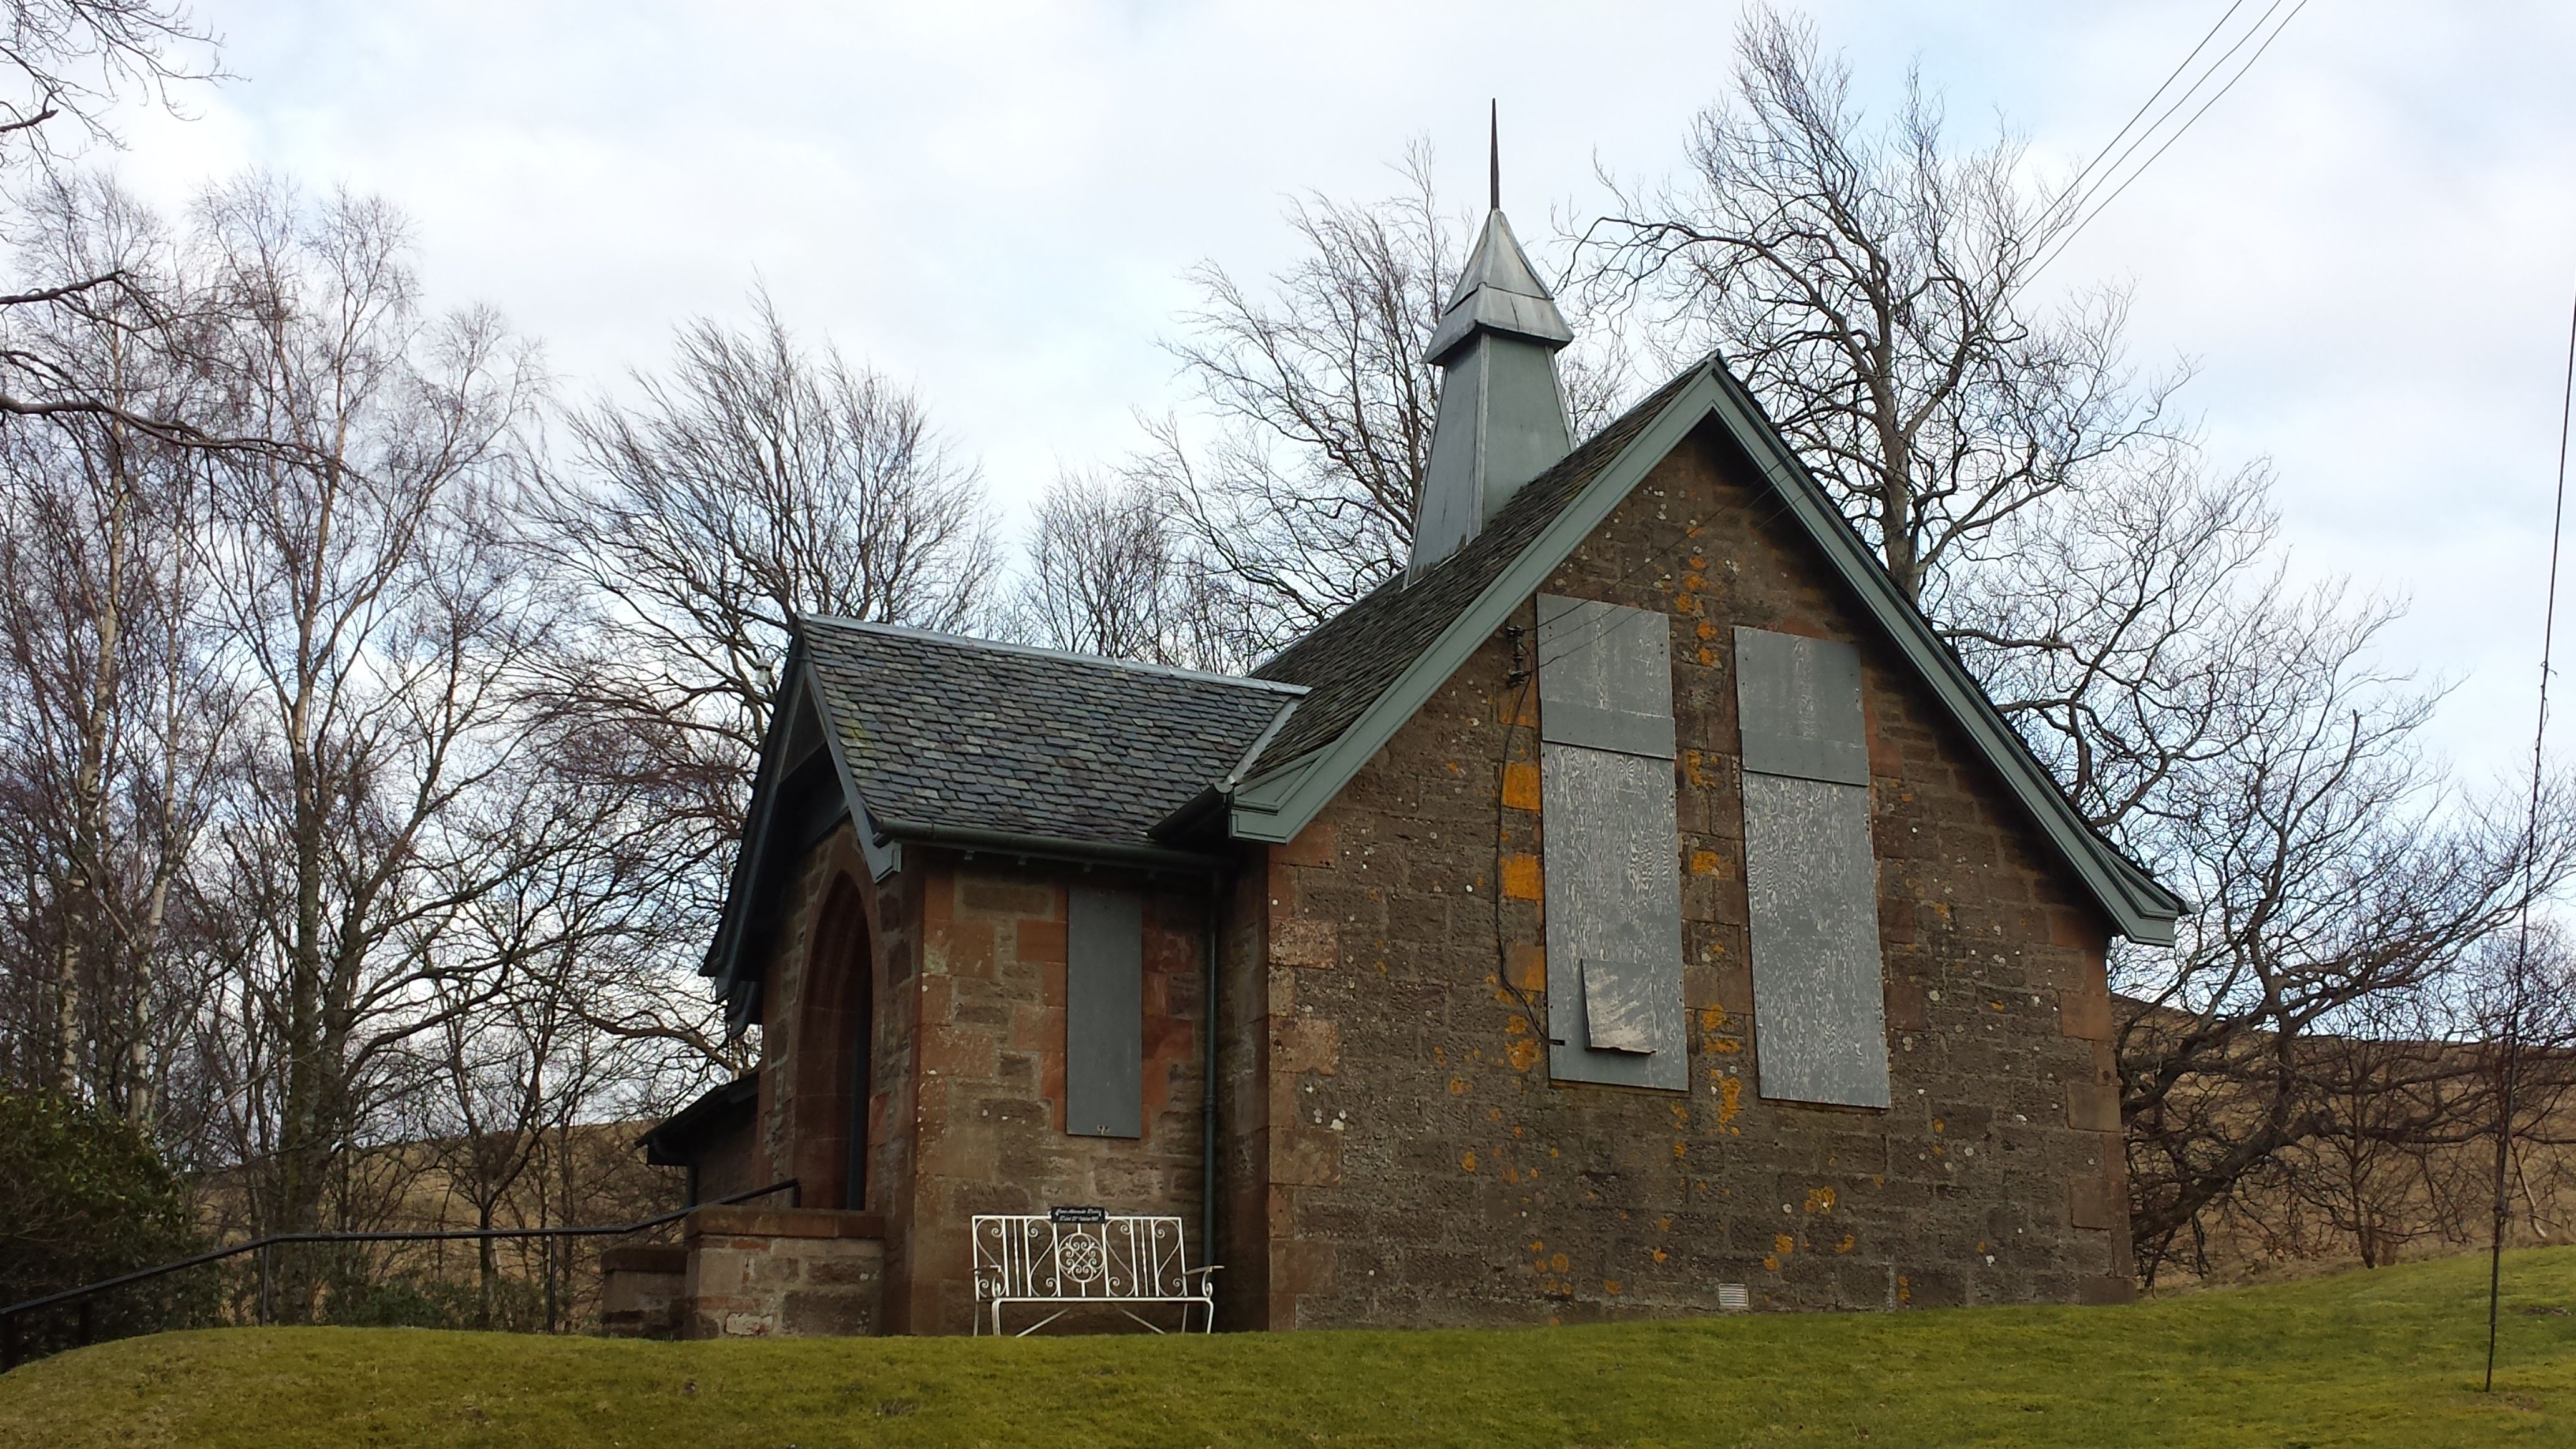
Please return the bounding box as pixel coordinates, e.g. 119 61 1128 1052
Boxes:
2117 995 2576 1286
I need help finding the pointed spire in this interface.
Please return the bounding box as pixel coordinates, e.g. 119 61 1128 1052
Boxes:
1408 110 1577 577
1423 209 1574 364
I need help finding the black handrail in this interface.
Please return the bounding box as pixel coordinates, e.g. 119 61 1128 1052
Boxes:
1 1178 799 1368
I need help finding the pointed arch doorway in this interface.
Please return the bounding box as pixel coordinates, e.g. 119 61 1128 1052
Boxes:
793 873 874 1211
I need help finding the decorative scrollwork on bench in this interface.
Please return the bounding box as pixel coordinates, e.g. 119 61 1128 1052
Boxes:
970 1214 1217 1335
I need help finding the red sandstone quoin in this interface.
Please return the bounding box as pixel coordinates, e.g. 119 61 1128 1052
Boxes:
632 195 2182 1340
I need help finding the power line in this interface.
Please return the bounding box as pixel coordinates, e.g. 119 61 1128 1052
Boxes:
2048 0 2258 227
2026 0 2313 287
2491 278 2576 1395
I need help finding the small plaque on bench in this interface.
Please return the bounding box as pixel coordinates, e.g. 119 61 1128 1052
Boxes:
1048 1205 1106 1224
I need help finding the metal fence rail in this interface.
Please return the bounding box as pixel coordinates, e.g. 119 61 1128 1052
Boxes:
0 1178 798 1371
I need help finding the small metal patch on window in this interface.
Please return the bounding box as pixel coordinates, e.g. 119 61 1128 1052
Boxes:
1581 958 1664 1053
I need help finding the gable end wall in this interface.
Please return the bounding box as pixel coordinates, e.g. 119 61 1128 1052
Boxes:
1241 421 2132 1327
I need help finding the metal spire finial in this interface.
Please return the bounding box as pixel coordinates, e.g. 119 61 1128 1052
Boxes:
1488 100 1500 212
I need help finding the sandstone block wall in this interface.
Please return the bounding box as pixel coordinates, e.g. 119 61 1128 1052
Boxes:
598 1245 686 1339
898 861 1211 1334
1231 422 2133 1329
680 1206 886 1339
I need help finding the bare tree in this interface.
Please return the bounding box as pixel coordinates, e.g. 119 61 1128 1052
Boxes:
1948 459 2576 1279
1943 449 2278 832
2104 626 2576 1277
1146 143 1625 655
530 294 995 1055
0 171 232 1130
1008 467 1242 670
545 291 996 759
185 178 545 1266
0 2 231 1111
1576 4 2175 605
0 1 227 442
417 806 638 1328
2292 992 2495 1270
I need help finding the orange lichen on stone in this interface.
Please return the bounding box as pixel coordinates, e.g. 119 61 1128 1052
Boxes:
1805 1187 1837 1214
1448 1076 1471 1096
1690 850 1722 876
1773 1234 1796 1256
1460 1151 1477 1173
1507 1035 1541 1072
1501 763 1543 811
1836 1234 1856 1254
1718 1076 1744 1125
1500 854 1543 900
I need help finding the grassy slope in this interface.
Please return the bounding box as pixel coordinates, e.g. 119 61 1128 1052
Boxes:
4 1247 2573 1448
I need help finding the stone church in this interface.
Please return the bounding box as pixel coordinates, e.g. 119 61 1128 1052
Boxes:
628 189 2180 1339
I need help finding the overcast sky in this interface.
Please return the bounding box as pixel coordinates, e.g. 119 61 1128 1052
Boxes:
95 1 2576 785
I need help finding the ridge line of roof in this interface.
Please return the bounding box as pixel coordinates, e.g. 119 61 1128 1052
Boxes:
798 615 1310 695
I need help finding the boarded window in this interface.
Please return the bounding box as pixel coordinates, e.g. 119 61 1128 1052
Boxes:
1538 595 1686 1091
1066 886 1143 1137
1734 628 1890 1108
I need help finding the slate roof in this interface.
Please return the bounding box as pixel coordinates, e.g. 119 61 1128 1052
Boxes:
799 617 1301 848
1249 364 1701 772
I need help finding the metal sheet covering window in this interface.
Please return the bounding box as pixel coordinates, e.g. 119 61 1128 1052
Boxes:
1066 886 1144 1137
1536 595 1686 1092
1733 628 1891 1109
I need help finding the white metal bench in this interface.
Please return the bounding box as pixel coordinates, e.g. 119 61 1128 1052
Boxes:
970 1212 1217 1335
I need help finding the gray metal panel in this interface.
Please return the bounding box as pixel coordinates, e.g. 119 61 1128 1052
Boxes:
1581 959 1663 1053
1537 595 1676 759
1540 741 1686 1091
1066 886 1143 1138
1741 772 1891 1108
1734 628 1868 786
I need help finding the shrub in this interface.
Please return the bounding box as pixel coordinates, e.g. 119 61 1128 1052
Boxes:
0 1090 207 1361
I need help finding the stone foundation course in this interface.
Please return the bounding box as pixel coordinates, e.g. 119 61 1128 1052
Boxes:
679 1207 886 1339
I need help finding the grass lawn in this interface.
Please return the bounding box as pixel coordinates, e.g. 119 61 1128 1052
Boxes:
4 1247 2573 1448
